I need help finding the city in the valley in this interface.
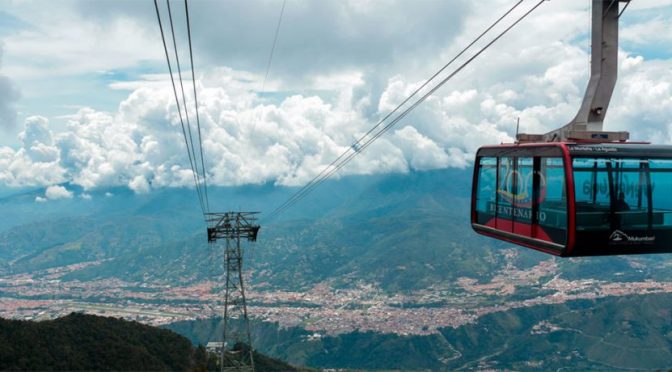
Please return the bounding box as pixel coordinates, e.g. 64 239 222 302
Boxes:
2 251 671 336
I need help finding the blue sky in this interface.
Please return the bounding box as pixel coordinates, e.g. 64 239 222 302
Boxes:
0 0 671 197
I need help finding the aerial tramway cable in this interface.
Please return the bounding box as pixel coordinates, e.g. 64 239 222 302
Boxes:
261 0 287 96
250 0 288 139
266 0 547 221
184 0 210 215
248 0 288 264
154 0 207 221
166 0 208 215
266 0 525 220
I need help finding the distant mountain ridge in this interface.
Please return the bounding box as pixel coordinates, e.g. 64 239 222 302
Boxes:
2 168 491 287
2 167 669 289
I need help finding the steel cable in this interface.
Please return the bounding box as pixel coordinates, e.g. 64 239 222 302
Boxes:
153 0 206 216
261 0 287 96
166 0 207 214
266 0 526 221
184 0 210 215
266 0 546 221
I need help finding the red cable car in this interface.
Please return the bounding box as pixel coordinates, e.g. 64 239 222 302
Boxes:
471 0 672 256
472 143 672 256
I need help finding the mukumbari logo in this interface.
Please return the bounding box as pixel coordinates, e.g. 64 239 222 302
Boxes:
609 230 628 242
609 230 655 244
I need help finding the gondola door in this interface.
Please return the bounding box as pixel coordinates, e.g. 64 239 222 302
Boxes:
472 145 570 256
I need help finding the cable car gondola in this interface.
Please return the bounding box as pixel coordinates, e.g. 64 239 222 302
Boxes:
471 0 672 256
472 143 672 256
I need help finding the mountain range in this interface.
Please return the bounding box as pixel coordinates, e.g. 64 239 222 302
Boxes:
3 167 672 369
2 167 669 289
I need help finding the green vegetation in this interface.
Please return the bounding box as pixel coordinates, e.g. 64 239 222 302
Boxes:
168 317 458 370
0 313 200 370
169 293 672 370
0 313 304 371
439 293 672 370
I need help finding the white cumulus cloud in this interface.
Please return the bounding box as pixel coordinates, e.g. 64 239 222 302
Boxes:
0 1 671 193
129 175 151 194
44 185 73 200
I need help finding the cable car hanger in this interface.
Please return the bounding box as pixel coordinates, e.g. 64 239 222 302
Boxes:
471 0 672 257
517 0 629 144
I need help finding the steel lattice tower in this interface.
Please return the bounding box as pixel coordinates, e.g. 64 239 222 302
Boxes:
207 212 260 372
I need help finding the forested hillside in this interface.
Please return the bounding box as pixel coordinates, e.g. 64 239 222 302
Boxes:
0 313 303 371
0 313 201 370
168 293 672 370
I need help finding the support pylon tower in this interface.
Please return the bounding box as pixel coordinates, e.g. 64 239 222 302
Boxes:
207 212 260 372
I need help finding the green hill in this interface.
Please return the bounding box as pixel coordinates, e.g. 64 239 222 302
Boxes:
167 293 672 370
439 293 672 370
0 313 303 371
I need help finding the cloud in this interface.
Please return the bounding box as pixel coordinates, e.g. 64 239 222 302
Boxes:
629 0 672 11
0 116 66 187
72 0 472 82
622 16 672 47
1 1 671 192
392 126 451 170
129 175 151 194
1 5 159 81
3 41 672 191
45 185 73 200
33 184 73 203
0 45 20 130
609 54 672 142
0 66 460 189
19 116 59 162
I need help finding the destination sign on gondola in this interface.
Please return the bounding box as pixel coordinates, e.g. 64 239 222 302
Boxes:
489 203 547 223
